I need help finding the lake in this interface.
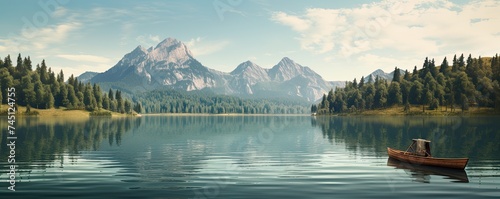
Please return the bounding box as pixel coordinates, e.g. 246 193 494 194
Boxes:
1 115 499 198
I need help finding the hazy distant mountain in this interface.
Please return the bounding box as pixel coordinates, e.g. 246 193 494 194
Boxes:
87 37 337 101
78 71 99 83
364 69 405 82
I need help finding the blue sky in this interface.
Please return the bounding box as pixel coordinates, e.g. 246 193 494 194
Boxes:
1 0 498 81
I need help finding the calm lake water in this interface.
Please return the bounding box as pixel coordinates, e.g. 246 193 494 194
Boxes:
1 115 499 198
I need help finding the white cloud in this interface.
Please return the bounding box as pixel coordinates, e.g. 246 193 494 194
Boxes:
185 37 230 56
136 34 162 47
0 22 80 53
52 6 68 18
271 0 500 59
186 37 202 47
57 54 112 63
271 11 310 32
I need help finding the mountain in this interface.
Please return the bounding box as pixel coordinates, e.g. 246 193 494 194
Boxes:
267 57 333 101
228 61 270 95
78 71 99 83
224 58 333 101
91 38 224 92
88 37 336 101
364 69 405 82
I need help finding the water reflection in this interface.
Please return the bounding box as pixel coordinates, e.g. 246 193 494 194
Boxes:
312 116 500 159
0 115 498 198
312 116 500 184
0 117 141 177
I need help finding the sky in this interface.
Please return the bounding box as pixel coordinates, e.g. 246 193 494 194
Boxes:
0 0 499 81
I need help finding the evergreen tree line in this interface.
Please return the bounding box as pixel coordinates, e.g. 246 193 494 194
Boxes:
0 54 136 114
135 89 309 114
312 53 500 114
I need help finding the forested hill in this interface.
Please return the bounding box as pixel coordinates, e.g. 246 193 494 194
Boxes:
0 54 138 114
312 54 500 114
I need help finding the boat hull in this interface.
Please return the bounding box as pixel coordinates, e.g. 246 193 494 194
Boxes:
387 147 468 170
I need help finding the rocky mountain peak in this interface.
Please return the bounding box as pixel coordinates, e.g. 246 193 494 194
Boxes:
147 37 194 64
278 57 296 66
269 57 305 81
231 60 261 75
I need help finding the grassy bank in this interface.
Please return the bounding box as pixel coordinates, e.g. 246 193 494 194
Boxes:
335 105 499 116
0 105 137 118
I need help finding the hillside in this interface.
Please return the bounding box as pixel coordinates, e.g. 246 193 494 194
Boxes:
313 54 500 115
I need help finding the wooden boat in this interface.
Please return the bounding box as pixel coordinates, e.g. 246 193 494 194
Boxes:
387 157 469 183
387 139 468 170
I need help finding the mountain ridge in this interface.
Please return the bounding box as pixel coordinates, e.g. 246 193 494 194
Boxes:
87 37 337 101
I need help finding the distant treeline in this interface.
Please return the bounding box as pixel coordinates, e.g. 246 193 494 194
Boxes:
313 54 500 114
134 89 309 114
0 54 138 114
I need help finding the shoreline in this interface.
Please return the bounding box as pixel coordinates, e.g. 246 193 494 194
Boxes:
0 106 137 118
3 105 499 118
313 105 500 117
141 113 310 117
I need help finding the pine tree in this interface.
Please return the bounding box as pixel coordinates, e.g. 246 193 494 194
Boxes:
0 88 2 107
15 53 23 77
439 57 450 75
358 76 365 88
403 69 411 81
310 104 317 113
68 74 75 87
43 85 54 109
33 74 45 108
124 100 132 114
19 75 35 106
388 82 402 106
84 84 95 111
429 58 438 78
57 70 65 83
40 59 49 84
108 89 114 101
102 95 110 110
412 66 419 81
116 90 124 113
0 68 14 103
374 80 388 108
392 67 401 82
58 83 69 107
409 81 423 104
452 54 459 72
93 84 102 109
326 89 334 113
66 85 78 109
458 53 465 71
4 55 14 76
133 101 143 113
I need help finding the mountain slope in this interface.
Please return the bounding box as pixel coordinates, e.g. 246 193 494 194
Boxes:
91 38 224 92
78 71 99 83
88 37 336 101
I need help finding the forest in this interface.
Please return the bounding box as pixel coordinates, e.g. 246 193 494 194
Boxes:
0 54 137 114
312 54 500 114
134 89 309 114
